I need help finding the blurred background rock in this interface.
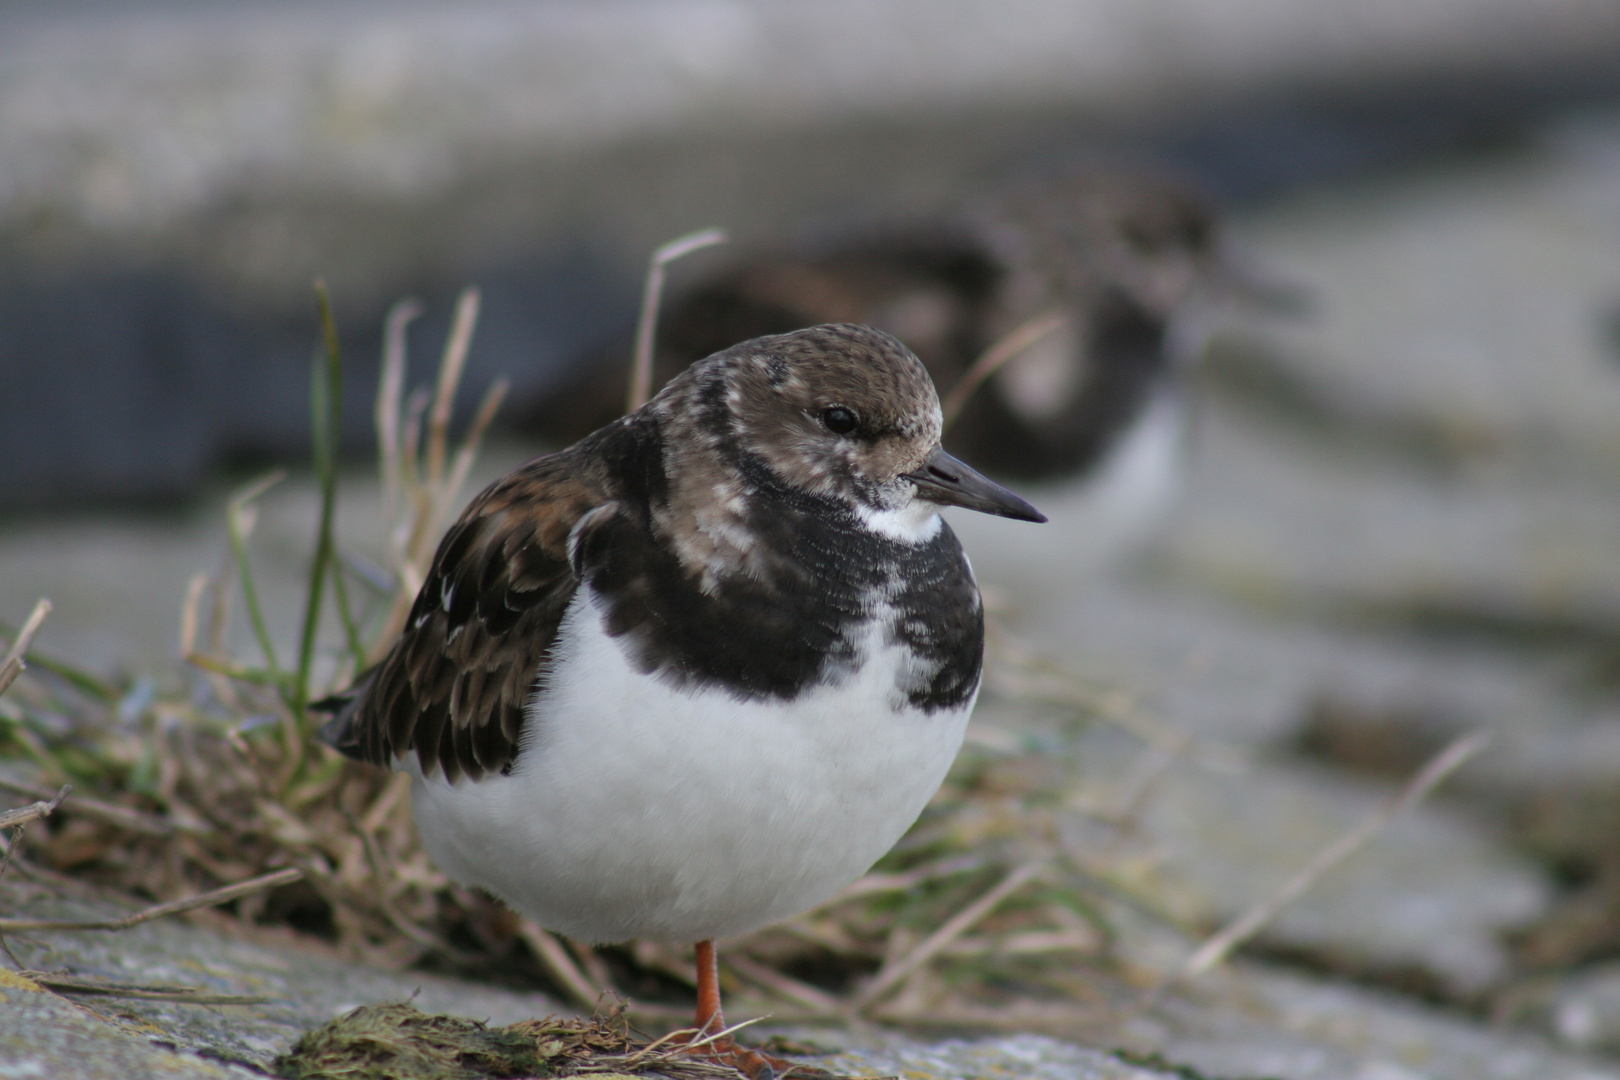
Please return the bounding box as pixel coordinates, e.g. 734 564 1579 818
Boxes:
3 0 1619 509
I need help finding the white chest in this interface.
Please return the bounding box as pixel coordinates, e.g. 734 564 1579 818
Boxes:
408 587 974 944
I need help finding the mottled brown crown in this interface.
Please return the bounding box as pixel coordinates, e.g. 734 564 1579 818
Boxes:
653 323 943 508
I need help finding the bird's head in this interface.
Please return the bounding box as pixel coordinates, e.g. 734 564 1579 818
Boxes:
666 323 1045 531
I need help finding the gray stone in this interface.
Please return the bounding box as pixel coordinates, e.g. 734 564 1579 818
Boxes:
0 881 561 1074
1221 121 1620 464
1146 964 1620 1080
1126 756 1548 996
6 875 1619 1080
1536 963 1620 1054
818 1032 1177 1080
762 958 1620 1080
0 968 259 1080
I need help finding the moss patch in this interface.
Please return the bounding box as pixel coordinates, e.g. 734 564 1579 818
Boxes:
275 1002 804 1080
278 1003 548 1079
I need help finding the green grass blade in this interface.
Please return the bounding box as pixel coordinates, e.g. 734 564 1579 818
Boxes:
226 472 288 693
318 294 368 671
295 285 345 722
330 554 366 676
0 621 116 704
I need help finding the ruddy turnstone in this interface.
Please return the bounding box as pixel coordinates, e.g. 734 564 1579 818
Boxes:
319 323 1044 1075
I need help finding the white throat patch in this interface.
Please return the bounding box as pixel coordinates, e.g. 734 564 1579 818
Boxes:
856 497 944 543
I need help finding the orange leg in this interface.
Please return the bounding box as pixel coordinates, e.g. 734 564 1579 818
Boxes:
694 938 725 1035
677 940 807 1079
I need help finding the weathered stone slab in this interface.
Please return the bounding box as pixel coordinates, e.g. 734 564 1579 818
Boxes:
6 876 1618 1080
0 882 559 1075
0 967 260 1080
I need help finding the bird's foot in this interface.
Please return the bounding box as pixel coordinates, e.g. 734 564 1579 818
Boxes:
670 1030 822 1080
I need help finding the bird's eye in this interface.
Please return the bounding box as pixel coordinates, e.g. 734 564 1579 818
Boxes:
820 406 859 436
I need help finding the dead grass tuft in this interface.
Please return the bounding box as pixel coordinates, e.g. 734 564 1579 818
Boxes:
277 1000 847 1080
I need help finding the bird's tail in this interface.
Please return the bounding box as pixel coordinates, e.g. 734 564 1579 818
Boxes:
309 668 377 762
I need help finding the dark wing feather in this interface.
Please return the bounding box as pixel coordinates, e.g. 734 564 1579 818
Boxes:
319 447 615 781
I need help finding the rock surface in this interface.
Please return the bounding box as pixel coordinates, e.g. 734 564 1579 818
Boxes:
1539 963 1620 1055
0 882 559 1077
4 876 1618 1080
0 967 255 1080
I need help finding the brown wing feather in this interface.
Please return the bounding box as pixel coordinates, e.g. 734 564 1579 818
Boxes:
324 446 615 782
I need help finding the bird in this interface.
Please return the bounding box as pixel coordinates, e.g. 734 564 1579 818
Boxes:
318 323 1045 1077
526 167 1280 572
541 168 1256 463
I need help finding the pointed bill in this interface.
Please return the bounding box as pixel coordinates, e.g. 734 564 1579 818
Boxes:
904 447 1046 523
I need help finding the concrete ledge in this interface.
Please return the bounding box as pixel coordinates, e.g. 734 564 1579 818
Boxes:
6 0 1620 249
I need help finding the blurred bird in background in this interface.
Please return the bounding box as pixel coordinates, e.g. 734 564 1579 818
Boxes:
530 166 1295 564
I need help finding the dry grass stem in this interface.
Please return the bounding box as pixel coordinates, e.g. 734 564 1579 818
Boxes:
823 854 984 905
989 649 1246 774
426 288 482 488
177 573 209 662
636 1016 769 1062
0 776 194 837
940 312 1067 429
0 866 302 932
520 919 610 1010
627 228 728 412
725 951 844 1013
851 862 1044 1012
24 971 273 1005
1152 731 1492 999
219 471 288 683
399 388 430 502
567 938 620 997
378 298 425 514
373 290 496 658
442 376 511 514
0 599 53 698
0 785 68 831
1098 743 1178 841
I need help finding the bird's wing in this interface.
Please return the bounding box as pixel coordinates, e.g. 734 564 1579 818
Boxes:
319 449 615 783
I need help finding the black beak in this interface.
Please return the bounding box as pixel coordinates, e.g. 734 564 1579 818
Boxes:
904 447 1046 523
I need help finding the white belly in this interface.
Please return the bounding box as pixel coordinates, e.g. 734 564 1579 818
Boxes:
407 588 974 944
